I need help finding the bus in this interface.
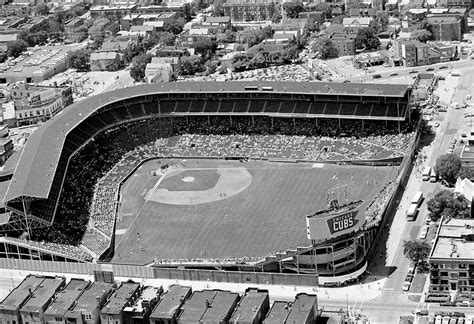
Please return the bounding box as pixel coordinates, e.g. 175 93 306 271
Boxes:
430 169 437 183
407 204 418 221
412 191 424 207
422 166 431 181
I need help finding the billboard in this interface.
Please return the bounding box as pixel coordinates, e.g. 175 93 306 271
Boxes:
306 201 363 242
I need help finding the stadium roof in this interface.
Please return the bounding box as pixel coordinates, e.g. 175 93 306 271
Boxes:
4 82 410 203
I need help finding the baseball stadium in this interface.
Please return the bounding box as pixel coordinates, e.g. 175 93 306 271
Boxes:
0 81 418 282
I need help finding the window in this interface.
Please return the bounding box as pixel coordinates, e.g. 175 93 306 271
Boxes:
459 264 467 269
84 315 92 321
107 316 113 321
55 318 62 322
440 271 448 277
459 272 467 277
441 280 449 285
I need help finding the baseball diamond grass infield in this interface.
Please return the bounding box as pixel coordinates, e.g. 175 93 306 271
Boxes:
112 159 397 264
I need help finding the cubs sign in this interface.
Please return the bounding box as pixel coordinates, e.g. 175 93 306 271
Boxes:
327 210 357 235
306 200 363 242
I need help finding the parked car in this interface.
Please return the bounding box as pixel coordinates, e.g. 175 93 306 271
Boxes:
439 65 448 69
390 73 398 76
426 67 435 71
402 282 411 291
373 74 382 79
419 226 428 239
405 273 413 282
409 70 418 74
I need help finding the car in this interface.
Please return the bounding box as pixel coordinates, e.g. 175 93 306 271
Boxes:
450 138 457 145
390 72 398 76
426 67 435 71
405 273 413 282
464 113 474 118
419 226 428 239
438 76 446 80
439 107 447 112
466 316 473 324
409 70 418 74
448 148 454 154
402 282 411 291
439 65 448 69
426 216 432 224
373 74 382 79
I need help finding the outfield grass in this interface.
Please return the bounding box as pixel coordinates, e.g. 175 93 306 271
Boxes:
112 159 397 264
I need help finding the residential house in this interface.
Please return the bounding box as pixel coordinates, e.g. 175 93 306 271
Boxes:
428 41 457 61
285 293 318 324
427 16 462 41
298 11 325 26
90 4 137 18
90 52 125 71
331 32 358 56
145 61 174 83
223 0 275 22
428 218 474 296
149 285 192 324
348 8 377 17
203 16 231 28
0 34 18 52
44 279 91 324
65 282 115 324
0 137 13 166
19 277 66 324
130 25 156 35
229 288 270 324
64 17 85 41
123 286 163 324
0 275 44 324
156 46 189 57
100 282 141 324
342 17 373 28
199 291 239 323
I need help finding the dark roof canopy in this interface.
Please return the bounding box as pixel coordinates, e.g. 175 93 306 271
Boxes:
4 81 410 202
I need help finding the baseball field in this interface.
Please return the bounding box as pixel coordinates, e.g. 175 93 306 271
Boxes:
112 159 397 264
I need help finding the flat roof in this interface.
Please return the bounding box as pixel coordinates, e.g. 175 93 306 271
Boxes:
101 282 140 315
230 289 268 323
150 285 191 320
200 291 239 322
44 279 90 317
0 275 44 312
263 301 291 323
4 81 410 203
124 286 161 314
431 218 474 260
66 282 114 317
285 294 317 323
20 277 65 313
178 290 217 322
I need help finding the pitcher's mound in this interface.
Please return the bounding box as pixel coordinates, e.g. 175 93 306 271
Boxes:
147 167 252 205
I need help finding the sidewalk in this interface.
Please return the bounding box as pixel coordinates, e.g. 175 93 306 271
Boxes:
0 268 385 303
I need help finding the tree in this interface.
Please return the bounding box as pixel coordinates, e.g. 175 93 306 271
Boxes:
412 29 433 43
163 17 186 35
67 49 91 71
231 53 251 71
36 3 50 16
435 154 462 185
427 190 470 222
180 3 194 22
372 11 389 34
130 53 152 82
249 52 267 69
355 27 380 51
181 55 203 75
7 39 27 58
283 3 304 19
311 36 338 59
194 39 217 61
403 240 431 266
212 0 225 17
159 32 176 46
459 168 474 180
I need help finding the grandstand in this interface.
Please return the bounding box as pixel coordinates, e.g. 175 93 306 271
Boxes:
0 81 416 280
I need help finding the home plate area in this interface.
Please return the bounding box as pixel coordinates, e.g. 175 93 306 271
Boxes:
146 167 252 205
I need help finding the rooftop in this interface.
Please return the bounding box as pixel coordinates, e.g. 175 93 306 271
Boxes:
150 285 191 320
20 277 65 313
200 291 239 322
430 218 474 260
263 301 291 323
0 275 44 311
178 290 217 322
44 279 90 317
101 282 140 315
230 289 268 323
123 286 162 314
66 282 114 317
285 293 317 323
4 81 410 203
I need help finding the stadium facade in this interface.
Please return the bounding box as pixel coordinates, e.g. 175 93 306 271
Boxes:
0 81 417 284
